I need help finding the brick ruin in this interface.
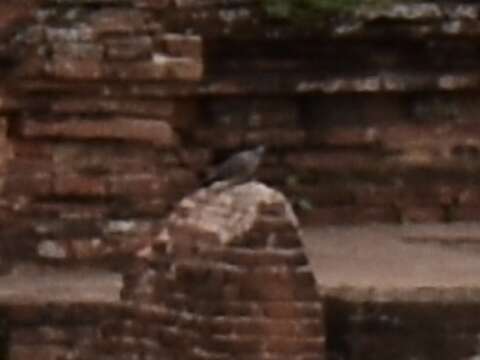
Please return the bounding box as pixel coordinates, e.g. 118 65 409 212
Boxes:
2 182 324 360
2 0 480 359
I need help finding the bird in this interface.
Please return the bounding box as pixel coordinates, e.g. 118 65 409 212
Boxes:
204 145 266 186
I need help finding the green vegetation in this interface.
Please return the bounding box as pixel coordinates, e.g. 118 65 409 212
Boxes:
262 0 393 19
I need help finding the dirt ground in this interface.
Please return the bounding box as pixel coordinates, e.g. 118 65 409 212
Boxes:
302 222 480 302
3 222 480 305
0 264 122 304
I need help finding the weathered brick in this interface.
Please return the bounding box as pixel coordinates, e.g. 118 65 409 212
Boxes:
4 172 53 196
207 98 298 128
264 336 325 354
136 0 171 9
197 246 308 267
47 58 103 79
109 174 169 196
159 34 203 59
9 344 74 360
52 98 177 118
52 42 104 60
53 174 108 197
195 129 244 148
308 127 379 147
105 36 153 60
161 56 203 81
88 8 154 35
245 129 305 147
104 57 203 81
451 206 480 221
207 335 262 353
399 206 445 223
285 151 379 174
11 325 96 345
0 117 10 183
25 201 110 219
45 26 94 43
114 197 169 217
19 119 178 147
263 302 324 319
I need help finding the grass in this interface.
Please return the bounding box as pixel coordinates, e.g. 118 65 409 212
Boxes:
262 0 395 19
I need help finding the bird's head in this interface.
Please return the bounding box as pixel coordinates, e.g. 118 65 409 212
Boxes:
255 145 266 156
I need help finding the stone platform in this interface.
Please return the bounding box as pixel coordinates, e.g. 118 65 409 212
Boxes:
304 222 480 360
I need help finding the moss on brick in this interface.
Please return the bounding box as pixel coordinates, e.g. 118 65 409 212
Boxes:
262 0 394 19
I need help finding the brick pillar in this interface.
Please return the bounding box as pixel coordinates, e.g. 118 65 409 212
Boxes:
121 181 326 360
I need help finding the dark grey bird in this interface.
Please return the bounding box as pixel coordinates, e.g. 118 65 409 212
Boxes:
205 145 266 185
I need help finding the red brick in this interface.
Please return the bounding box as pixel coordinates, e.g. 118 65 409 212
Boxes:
9 345 73 360
195 129 244 149
451 206 480 221
25 201 109 219
11 141 53 160
105 36 152 60
52 98 177 118
0 117 10 174
308 127 379 147
163 57 203 81
19 119 178 147
109 174 169 196
4 172 53 196
0 93 20 114
458 187 480 205
53 174 108 197
178 148 212 170
263 302 323 319
207 335 262 353
198 246 307 267
207 98 298 128
136 0 171 9
245 129 305 147
114 197 169 217
399 206 445 223
158 34 202 59
47 58 103 79
264 336 325 354
51 143 171 175
89 8 155 35
52 42 104 60
11 326 94 345
105 58 203 81
285 151 379 174
104 61 167 80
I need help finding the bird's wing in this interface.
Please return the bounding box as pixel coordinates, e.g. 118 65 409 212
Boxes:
208 152 249 181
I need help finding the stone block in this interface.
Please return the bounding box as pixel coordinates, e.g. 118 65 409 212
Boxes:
19 119 178 147
159 34 202 59
105 36 153 60
52 98 177 118
47 58 102 79
135 0 171 9
52 42 104 60
245 129 306 147
53 174 108 197
88 8 153 35
109 174 169 196
9 344 74 360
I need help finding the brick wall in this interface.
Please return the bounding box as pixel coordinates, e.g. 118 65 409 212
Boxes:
1 182 325 360
0 2 479 265
2 0 480 267
121 182 325 360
